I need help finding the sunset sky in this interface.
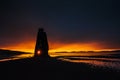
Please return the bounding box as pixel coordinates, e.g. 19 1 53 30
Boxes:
0 0 120 52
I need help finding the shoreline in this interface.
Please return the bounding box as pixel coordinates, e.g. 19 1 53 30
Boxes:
0 57 120 80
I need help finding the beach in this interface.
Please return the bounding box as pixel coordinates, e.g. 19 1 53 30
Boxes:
0 57 120 80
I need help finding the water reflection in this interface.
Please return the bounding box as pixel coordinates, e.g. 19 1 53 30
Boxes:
58 57 120 70
55 52 120 70
0 53 33 62
0 52 120 70
49 52 115 57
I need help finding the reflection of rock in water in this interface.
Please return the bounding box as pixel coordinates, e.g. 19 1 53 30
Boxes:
34 28 50 58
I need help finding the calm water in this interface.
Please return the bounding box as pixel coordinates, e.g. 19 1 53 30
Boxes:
0 52 120 70
52 52 120 70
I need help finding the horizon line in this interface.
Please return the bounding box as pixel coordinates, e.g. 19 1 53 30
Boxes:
1 48 120 53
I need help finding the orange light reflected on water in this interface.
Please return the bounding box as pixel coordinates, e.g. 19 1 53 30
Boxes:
58 57 120 69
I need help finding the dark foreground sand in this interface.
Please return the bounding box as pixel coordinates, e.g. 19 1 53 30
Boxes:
0 57 120 80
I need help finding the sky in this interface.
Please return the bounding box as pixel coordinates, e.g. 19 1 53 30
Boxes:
0 0 120 52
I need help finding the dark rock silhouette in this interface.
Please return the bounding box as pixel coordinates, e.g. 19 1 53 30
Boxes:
34 28 50 58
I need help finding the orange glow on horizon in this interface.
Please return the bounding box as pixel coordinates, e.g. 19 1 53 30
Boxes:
49 43 102 52
1 41 35 53
0 41 119 53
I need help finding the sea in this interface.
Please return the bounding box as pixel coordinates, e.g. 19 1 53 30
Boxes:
0 51 120 70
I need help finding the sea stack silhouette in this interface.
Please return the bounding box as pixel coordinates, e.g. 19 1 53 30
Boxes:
34 28 50 58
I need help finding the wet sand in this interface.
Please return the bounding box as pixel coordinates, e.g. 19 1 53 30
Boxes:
0 57 120 80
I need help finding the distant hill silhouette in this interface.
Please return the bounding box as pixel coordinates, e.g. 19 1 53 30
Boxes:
0 49 31 59
0 49 31 55
55 50 120 53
